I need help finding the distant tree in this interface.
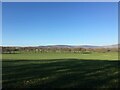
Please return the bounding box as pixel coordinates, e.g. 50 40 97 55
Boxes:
2 47 20 54
107 49 111 52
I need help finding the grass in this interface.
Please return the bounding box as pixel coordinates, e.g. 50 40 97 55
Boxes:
2 52 118 60
2 52 119 89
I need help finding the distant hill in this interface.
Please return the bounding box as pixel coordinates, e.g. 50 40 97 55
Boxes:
37 44 119 49
2 44 119 49
79 44 119 48
78 45 99 48
101 44 120 48
38 45 73 48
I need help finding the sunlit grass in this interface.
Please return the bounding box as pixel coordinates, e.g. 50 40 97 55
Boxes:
2 52 118 60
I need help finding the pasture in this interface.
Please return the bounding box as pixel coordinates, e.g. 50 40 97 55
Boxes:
2 52 119 89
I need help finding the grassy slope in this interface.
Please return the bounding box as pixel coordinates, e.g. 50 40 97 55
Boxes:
2 52 119 88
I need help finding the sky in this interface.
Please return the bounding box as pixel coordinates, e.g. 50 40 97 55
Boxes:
2 2 118 46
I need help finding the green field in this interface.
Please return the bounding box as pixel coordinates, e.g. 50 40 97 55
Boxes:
2 52 119 88
2 52 118 60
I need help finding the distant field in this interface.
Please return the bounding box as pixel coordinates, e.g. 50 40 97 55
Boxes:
2 52 119 88
2 52 118 60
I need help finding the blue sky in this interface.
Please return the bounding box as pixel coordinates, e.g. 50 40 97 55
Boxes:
2 2 118 46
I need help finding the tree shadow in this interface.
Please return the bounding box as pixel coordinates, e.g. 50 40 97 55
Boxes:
2 59 120 89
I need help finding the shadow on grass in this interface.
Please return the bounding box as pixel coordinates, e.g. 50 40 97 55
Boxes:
2 59 120 89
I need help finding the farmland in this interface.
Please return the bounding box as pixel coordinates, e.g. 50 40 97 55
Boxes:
2 2 119 89
2 52 119 89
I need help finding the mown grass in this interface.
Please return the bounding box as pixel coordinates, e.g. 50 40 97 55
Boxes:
2 52 119 89
2 52 118 60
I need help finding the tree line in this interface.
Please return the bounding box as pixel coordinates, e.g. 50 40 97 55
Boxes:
1 46 119 54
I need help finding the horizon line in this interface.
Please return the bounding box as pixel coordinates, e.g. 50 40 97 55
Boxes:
0 43 118 47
